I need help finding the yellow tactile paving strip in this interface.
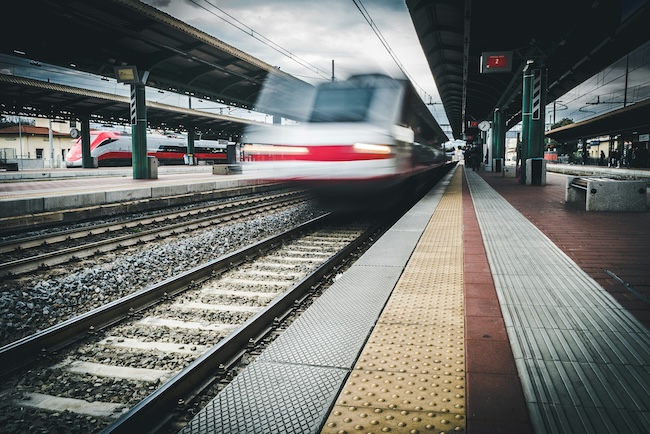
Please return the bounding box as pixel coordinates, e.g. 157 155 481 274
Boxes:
321 170 465 434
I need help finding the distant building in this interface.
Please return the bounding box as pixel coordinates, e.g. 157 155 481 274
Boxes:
0 119 74 169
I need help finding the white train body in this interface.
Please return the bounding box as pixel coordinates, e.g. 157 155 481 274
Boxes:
65 131 227 167
243 74 448 206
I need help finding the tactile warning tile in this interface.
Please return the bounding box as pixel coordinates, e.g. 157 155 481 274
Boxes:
321 169 466 434
377 306 465 326
178 361 347 434
321 407 464 434
353 230 424 267
465 170 650 433
259 266 403 368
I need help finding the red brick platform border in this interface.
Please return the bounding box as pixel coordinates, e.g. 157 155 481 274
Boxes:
462 169 533 433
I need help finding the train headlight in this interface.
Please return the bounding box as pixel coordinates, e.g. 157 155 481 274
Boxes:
243 144 309 155
353 143 392 155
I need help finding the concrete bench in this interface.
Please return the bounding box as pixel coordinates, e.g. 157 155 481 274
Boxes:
565 176 647 211
212 164 242 175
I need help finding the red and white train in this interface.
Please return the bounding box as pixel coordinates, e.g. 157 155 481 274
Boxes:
242 74 451 209
65 130 228 167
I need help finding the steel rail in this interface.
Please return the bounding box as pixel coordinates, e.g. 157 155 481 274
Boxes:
0 190 300 254
0 213 332 377
0 193 309 277
101 215 386 434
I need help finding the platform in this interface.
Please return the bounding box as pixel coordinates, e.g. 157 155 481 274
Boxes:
176 165 650 434
0 165 271 220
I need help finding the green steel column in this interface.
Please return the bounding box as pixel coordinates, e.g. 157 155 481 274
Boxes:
131 83 148 179
528 67 548 158
187 128 196 165
520 61 534 184
493 108 504 159
80 117 93 168
491 111 498 160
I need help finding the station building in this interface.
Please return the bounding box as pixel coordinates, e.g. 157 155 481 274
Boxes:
0 119 75 169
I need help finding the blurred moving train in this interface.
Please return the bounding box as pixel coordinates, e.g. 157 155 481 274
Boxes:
243 73 452 209
65 130 228 167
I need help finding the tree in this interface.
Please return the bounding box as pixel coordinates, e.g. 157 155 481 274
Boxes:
0 116 35 129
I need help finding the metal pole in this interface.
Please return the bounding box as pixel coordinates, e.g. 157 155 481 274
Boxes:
131 83 149 179
187 128 196 165
81 117 93 168
520 60 535 184
48 118 54 169
18 117 23 170
529 67 547 159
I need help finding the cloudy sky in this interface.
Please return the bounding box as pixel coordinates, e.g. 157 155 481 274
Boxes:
141 0 450 135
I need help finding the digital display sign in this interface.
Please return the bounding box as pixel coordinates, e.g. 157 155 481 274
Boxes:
480 51 512 73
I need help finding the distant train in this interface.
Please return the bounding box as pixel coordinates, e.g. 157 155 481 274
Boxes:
243 73 451 209
65 131 228 167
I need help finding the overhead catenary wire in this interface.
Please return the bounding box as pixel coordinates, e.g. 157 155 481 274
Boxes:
351 0 442 117
187 0 333 82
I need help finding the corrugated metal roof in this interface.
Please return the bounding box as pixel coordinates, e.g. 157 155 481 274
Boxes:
0 0 311 124
406 0 650 140
0 125 69 136
0 74 265 139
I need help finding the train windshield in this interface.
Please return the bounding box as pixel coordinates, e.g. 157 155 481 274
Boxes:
96 138 118 147
309 88 374 123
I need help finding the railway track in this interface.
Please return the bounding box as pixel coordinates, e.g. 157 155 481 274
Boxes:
0 189 309 278
0 213 388 434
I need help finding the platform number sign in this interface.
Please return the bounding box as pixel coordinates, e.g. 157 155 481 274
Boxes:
480 51 512 73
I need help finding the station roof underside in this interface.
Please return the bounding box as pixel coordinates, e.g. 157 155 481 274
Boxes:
544 97 650 143
0 74 264 138
0 0 309 134
2 0 649 144
406 0 650 142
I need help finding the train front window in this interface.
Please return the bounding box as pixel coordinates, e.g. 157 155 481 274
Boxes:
96 138 118 147
309 88 373 123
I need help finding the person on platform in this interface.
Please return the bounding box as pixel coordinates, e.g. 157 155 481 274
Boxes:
471 146 481 171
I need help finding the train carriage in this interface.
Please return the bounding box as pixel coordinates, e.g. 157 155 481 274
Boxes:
65 131 228 167
243 74 451 209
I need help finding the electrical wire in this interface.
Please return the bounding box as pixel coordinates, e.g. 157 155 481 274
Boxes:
187 0 332 81
351 0 438 107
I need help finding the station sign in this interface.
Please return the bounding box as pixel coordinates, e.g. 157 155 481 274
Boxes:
114 65 141 84
480 51 513 73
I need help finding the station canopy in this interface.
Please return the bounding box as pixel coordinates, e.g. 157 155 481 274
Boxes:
406 0 650 142
0 0 312 137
